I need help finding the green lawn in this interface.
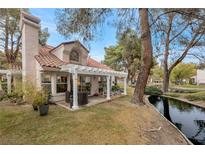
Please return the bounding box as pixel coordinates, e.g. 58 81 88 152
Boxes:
172 84 205 89
0 102 127 144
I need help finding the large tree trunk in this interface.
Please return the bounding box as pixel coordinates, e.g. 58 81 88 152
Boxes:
132 8 153 105
162 15 172 93
163 49 170 93
163 70 170 93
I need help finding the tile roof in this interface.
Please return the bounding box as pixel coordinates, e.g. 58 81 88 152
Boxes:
87 57 112 70
39 44 54 55
35 54 67 69
35 45 66 69
35 43 112 71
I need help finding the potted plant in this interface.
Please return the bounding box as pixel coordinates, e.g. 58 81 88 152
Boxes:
33 90 49 116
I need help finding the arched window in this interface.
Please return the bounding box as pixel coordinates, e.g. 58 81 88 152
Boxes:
70 50 79 62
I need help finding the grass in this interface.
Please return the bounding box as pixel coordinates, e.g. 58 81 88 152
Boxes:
0 86 188 145
0 103 127 144
165 93 180 98
184 91 205 101
173 84 205 89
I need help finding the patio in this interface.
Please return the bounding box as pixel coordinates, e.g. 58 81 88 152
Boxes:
57 94 124 110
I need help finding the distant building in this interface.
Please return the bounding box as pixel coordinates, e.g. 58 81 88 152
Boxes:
191 69 205 85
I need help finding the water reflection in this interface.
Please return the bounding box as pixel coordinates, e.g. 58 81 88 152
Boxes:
192 120 205 144
149 96 205 145
162 98 172 122
169 99 193 113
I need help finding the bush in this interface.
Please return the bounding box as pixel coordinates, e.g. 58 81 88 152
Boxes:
0 81 24 104
33 89 49 105
144 86 163 96
112 85 120 92
1 81 7 93
171 88 199 93
165 93 180 97
185 91 205 101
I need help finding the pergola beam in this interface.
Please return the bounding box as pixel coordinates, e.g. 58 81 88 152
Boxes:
61 64 128 78
60 64 128 110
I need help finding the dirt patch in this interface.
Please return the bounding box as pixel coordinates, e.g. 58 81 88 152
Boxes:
110 98 188 144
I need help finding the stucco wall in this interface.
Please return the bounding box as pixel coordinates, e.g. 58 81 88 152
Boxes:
196 70 205 85
52 45 64 60
52 42 88 66
21 19 39 85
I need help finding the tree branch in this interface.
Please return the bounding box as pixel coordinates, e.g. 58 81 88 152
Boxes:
169 22 190 43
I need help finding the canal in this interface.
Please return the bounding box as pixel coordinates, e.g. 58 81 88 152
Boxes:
148 96 205 145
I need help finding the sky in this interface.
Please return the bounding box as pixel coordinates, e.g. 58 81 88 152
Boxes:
29 8 201 64
30 8 118 62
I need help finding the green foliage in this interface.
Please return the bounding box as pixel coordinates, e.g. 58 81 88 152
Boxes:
165 93 180 97
104 28 142 81
0 9 28 65
169 98 193 112
144 86 163 96
112 85 120 92
0 9 49 67
0 81 7 93
55 9 112 42
39 27 50 46
150 65 163 80
33 89 49 106
0 80 49 105
171 88 200 93
170 63 196 84
0 80 24 103
185 91 205 101
104 45 124 71
0 51 9 69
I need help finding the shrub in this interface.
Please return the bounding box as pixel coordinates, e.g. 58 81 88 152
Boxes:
144 86 163 96
112 85 120 92
0 81 24 104
23 82 37 104
33 89 49 105
185 91 205 101
165 93 180 97
0 81 7 93
173 89 199 93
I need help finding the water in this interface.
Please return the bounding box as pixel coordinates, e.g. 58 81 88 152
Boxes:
148 96 205 145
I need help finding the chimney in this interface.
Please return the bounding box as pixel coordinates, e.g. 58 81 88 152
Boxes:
20 12 40 85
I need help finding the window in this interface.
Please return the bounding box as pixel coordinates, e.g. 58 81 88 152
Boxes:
56 75 67 93
41 73 51 93
70 50 79 62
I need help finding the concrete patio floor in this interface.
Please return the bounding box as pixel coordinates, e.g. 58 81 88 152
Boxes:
56 94 124 110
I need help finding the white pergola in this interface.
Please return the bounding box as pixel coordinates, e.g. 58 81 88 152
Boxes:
60 64 128 109
0 70 21 93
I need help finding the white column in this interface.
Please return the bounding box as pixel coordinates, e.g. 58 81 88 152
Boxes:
72 71 79 109
6 72 11 94
106 75 111 100
51 73 56 96
67 74 70 92
111 75 115 86
123 77 127 95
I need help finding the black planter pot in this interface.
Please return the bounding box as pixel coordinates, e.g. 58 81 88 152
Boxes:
32 105 38 111
38 104 49 116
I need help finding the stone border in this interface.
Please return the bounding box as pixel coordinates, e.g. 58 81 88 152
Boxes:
145 96 193 145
